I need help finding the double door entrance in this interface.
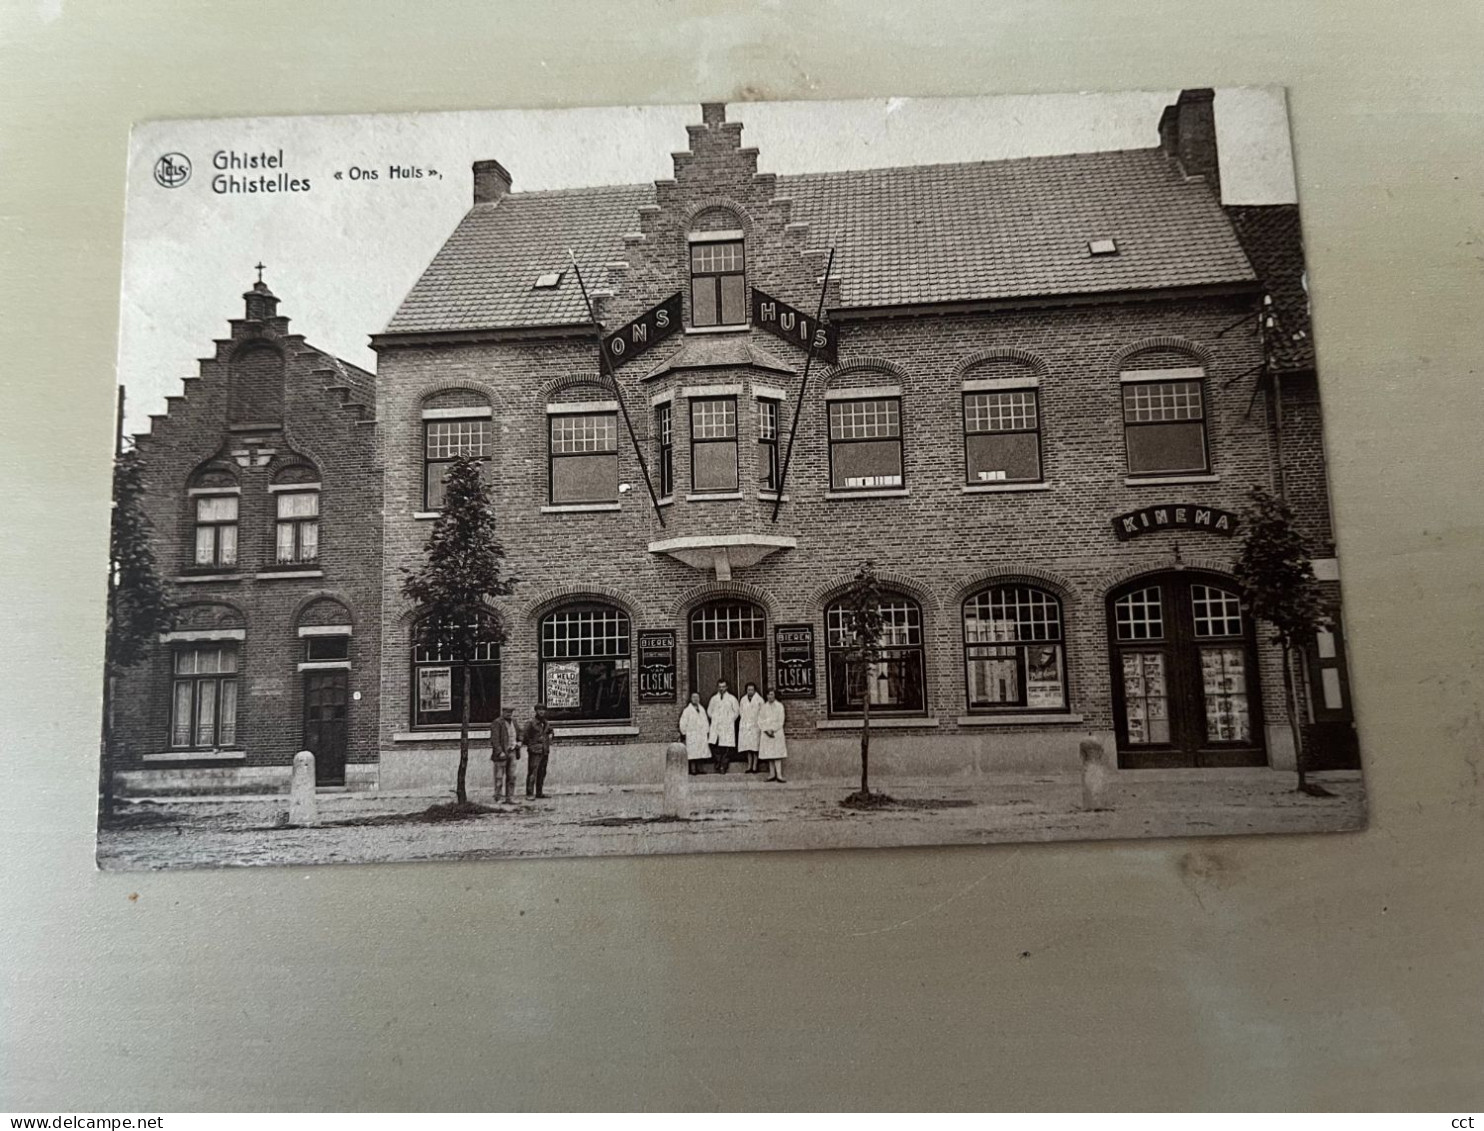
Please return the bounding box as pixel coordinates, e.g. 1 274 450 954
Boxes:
1108 572 1266 768
688 599 766 700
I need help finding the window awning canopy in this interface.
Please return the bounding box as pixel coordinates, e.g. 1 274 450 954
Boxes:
647 533 796 581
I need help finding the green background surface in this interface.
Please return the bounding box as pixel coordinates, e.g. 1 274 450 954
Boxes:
2 0 1481 1111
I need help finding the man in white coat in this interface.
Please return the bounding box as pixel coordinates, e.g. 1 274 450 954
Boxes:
737 681 765 773
707 679 741 775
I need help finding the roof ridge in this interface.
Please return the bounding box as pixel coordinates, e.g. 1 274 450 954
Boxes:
775 145 1169 183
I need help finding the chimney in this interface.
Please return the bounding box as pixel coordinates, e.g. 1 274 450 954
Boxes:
700 102 727 128
1159 88 1221 200
243 280 279 321
472 159 513 204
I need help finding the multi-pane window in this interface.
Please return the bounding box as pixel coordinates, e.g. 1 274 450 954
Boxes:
758 398 781 492
171 644 239 748
540 604 631 721
825 595 926 715
965 390 1042 483
424 418 492 510
274 490 319 564
691 601 767 643
691 397 738 493
1122 378 1208 475
655 402 674 498
412 618 501 728
1114 586 1168 746
690 239 747 327
963 586 1066 712
549 412 618 505
1114 586 1164 641
193 495 239 568
829 398 904 491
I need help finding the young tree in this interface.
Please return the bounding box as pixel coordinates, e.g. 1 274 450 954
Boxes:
838 560 886 803
402 455 517 804
1233 486 1333 797
102 446 174 815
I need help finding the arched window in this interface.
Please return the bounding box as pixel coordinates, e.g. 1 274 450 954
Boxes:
1119 349 1209 476
825 593 926 716
188 466 239 570
539 603 631 721
421 389 492 511
688 599 766 698
411 613 501 729
963 585 1066 712
688 210 746 328
271 464 320 565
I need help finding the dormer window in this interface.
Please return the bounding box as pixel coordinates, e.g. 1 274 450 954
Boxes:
533 271 564 289
689 231 747 328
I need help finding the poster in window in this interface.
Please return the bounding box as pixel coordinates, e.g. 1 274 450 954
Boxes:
544 661 581 710
636 630 676 702
1024 646 1064 709
774 624 816 698
418 666 451 714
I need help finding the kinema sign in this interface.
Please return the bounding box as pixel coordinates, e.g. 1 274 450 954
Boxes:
1111 504 1239 541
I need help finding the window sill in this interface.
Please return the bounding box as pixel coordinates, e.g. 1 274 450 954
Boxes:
956 713 1084 726
393 730 493 743
684 325 750 336
552 724 640 738
757 492 791 502
962 482 1050 494
143 749 247 763
657 496 675 507
255 569 324 580
174 573 243 584
1123 474 1220 486
540 503 621 513
685 491 745 502
823 488 910 501
413 511 441 521
817 717 940 730
298 660 352 671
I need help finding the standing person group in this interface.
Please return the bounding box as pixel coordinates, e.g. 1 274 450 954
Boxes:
678 680 787 781
490 702 556 802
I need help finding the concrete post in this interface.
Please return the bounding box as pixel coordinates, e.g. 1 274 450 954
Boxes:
289 750 319 826
1079 739 1112 811
662 741 692 819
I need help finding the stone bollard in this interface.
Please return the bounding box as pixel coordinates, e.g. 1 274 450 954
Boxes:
1079 739 1113 812
289 750 319 826
662 741 692 819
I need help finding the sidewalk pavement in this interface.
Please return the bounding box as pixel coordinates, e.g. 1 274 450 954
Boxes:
97 768 1366 871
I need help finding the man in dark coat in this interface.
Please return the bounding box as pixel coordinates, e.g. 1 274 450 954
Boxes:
491 706 520 804
523 702 556 799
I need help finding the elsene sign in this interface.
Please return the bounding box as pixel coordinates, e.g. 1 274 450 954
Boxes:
1112 504 1239 541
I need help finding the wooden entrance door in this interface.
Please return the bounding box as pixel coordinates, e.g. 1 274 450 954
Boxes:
1108 572 1266 768
689 600 766 747
303 669 349 786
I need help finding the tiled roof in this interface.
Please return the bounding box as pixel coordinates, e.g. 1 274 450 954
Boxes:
385 147 1256 335
1224 205 1316 373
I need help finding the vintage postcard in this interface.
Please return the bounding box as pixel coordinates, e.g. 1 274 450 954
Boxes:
97 88 1365 870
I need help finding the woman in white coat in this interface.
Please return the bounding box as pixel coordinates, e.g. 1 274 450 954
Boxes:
679 692 711 775
758 688 788 783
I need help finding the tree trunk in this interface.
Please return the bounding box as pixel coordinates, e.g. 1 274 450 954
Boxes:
860 672 871 797
1281 641 1305 791
457 661 471 803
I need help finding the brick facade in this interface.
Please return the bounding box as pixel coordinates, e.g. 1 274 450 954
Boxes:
112 283 381 794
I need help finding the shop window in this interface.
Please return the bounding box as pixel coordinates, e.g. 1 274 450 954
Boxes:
965 390 1042 483
690 238 747 327
825 594 926 716
539 603 631 721
1122 378 1209 475
549 412 618 504
829 398 903 491
690 397 738 493
655 402 674 498
758 398 780 491
171 644 239 748
424 417 492 510
411 616 501 728
963 585 1065 712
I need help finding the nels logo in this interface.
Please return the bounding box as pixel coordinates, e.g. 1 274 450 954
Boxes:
153 152 191 188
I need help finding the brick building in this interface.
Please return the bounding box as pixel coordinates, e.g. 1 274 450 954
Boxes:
370 91 1358 789
112 280 382 794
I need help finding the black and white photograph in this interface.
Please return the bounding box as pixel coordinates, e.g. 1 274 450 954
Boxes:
96 87 1367 870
